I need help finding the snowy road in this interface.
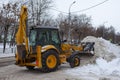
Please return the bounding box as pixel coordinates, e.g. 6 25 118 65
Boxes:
0 56 120 80
0 64 120 80
0 57 15 67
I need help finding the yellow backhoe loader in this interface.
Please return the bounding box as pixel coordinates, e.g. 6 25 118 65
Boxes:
15 5 95 72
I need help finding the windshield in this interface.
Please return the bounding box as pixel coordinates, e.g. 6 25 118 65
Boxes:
29 30 37 46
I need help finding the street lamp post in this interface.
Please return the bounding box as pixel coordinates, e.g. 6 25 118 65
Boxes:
102 21 108 38
68 1 76 43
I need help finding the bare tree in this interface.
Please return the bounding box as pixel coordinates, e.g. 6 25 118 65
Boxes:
55 14 92 42
0 3 19 53
115 32 120 44
55 13 69 40
28 0 53 25
107 26 115 43
70 14 92 41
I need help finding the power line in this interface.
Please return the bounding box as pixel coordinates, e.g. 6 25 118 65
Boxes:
51 0 109 14
50 8 68 14
72 0 109 13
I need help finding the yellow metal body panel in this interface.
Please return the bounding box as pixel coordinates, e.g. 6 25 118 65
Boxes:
59 55 67 63
61 43 83 57
61 43 72 55
36 46 42 68
61 43 71 51
61 43 83 52
71 45 83 51
41 45 59 53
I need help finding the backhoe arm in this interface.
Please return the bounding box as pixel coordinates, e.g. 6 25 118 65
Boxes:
16 5 29 56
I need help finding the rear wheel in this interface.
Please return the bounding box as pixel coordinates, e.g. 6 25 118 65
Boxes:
41 50 59 72
69 55 80 68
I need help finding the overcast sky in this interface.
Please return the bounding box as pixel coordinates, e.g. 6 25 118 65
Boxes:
53 0 120 32
1 0 120 32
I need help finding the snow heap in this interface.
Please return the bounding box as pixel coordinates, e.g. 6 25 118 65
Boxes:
65 58 120 76
65 36 120 77
82 36 120 61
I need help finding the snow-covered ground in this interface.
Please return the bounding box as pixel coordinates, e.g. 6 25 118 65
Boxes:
65 58 120 77
0 43 15 58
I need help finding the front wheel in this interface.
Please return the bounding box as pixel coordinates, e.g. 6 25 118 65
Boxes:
69 55 80 68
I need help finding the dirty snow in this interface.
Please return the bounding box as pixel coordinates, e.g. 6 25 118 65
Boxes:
65 36 120 78
82 36 120 61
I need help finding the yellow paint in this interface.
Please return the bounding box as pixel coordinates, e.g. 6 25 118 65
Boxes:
61 43 72 56
36 46 42 68
16 5 29 55
71 45 83 51
42 45 59 53
59 55 67 63
61 43 71 51
46 55 57 68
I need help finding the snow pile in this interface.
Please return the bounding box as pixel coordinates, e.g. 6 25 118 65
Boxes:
82 36 120 61
65 36 120 77
65 58 120 76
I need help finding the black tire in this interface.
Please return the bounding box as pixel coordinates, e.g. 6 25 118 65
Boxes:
26 66 35 70
69 55 80 68
41 50 59 72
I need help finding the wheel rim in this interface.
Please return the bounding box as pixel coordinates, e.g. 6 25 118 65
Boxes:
46 55 57 68
74 57 79 66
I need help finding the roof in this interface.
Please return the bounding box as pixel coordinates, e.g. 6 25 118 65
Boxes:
30 25 59 30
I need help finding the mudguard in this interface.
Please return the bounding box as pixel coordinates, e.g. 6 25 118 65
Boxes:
41 45 59 53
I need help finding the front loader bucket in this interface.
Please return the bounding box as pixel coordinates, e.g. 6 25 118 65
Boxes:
83 42 95 51
79 42 95 56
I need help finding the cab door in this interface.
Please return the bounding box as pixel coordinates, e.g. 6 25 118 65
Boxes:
37 29 49 46
50 29 61 51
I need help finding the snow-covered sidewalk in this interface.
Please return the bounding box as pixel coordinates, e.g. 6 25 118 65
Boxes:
0 53 14 58
0 43 15 58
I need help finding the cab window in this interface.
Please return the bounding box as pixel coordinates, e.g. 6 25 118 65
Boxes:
51 30 60 44
29 30 37 46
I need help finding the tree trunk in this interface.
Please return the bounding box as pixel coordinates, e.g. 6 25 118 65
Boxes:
3 26 8 53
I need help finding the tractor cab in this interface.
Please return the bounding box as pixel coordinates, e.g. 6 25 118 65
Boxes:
29 26 61 52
